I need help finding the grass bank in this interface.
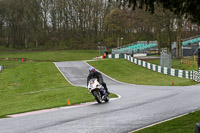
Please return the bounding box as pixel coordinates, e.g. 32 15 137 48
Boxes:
0 50 116 117
88 59 197 86
0 50 99 61
0 61 92 117
148 58 198 71
0 61 117 117
134 110 200 133
88 59 199 133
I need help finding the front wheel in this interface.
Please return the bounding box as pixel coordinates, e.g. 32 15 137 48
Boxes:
92 90 103 103
104 95 109 103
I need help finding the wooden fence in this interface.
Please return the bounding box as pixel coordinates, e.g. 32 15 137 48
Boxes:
181 57 198 69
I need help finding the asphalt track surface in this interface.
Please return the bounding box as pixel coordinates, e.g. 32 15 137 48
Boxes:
1 61 200 133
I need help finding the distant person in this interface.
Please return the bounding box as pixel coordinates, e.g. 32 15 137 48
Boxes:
87 67 110 95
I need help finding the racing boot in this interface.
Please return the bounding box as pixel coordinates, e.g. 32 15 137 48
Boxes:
105 88 110 95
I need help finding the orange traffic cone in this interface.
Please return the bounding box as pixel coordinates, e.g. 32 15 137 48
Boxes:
68 100 71 105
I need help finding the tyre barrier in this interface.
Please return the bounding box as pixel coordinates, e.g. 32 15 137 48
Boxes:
124 54 193 80
106 54 200 82
107 54 193 80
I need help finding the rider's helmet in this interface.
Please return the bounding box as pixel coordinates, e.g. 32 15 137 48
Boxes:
89 67 96 74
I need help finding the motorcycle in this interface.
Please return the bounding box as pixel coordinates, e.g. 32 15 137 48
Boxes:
88 78 109 103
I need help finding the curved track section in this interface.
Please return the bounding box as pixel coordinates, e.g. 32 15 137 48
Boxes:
0 61 200 133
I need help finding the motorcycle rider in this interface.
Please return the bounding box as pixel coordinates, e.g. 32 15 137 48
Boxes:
87 67 110 95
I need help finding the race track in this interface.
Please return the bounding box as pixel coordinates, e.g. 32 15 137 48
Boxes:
0 61 200 133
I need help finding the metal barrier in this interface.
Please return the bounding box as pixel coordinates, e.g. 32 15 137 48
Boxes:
0 66 4 72
160 51 172 68
195 121 200 133
181 35 200 42
112 41 158 55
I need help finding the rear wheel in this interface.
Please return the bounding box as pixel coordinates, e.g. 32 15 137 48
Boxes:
93 90 102 103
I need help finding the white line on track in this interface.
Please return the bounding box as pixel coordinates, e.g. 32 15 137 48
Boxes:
7 62 121 118
129 109 199 132
84 61 132 85
7 94 121 118
53 62 75 86
85 60 200 133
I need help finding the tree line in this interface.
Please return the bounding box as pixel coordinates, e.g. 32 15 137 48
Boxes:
0 0 199 53
0 0 117 49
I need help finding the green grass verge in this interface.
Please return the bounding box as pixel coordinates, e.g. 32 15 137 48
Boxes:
0 59 117 117
0 50 99 61
148 58 198 71
134 110 200 133
0 61 90 117
88 59 197 86
88 59 199 132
